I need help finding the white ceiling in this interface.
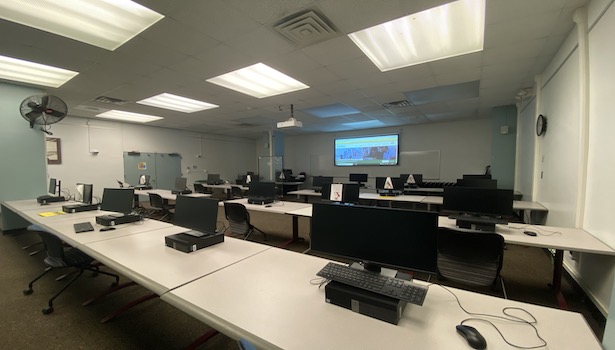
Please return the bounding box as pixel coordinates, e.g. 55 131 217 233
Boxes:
0 0 588 139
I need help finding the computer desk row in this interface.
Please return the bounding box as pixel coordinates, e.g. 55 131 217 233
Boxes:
286 204 615 309
0 198 603 349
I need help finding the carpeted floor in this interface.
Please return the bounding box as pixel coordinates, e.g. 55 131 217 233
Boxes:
0 207 606 349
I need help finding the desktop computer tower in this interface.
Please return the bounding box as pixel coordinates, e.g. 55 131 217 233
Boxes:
165 232 224 253
95 214 142 226
324 281 407 325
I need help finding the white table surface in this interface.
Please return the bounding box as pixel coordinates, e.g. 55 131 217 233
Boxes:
285 206 312 217
163 248 601 350
135 189 212 200
223 198 311 215
81 228 271 295
2 198 69 212
359 192 426 202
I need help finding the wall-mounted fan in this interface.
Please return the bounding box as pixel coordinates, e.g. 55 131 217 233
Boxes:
19 94 68 134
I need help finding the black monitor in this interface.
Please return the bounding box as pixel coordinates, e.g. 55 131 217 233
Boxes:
139 174 151 186
175 177 188 190
207 173 221 184
442 187 514 230
246 174 260 184
320 183 360 204
311 203 438 274
375 177 403 191
462 174 492 179
248 181 276 198
101 188 134 214
456 178 497 189
400 174 423 186
173 196 219 233
349 173 368 183
76 183 93 204
48 178 58 195
312 176 333 192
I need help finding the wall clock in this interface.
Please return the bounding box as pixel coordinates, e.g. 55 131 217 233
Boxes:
536 114 547 136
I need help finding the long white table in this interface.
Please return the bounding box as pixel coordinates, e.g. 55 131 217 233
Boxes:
163 248 602 350
135 189 212 201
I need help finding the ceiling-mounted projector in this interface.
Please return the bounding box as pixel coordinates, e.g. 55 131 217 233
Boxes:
277 104 302 128
277 117 303 128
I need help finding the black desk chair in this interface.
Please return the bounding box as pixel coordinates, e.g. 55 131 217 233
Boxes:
148 193 175 221
230 185 244 199
437 226 507 298
223 202 266 240
23 225 119 314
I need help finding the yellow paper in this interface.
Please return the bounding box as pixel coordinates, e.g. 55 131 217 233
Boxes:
38 211 65 217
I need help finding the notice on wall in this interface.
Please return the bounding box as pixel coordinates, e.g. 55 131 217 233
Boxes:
138 162 147 170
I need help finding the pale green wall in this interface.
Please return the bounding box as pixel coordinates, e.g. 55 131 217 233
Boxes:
490 105 517 189
0 83 47 204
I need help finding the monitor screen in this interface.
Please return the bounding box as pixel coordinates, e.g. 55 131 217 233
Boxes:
76 183 93 204
456 178 497 189
349 173 368 183
375 177 403 190
101 188 135 214
207 174 220 183
248 182 276 198
320 183 360 204
139 174 151 185
175 177 188 190
442 187 514 219
48 178 57 195
334 134 399 166
173 196 219 233
312 176 333 190
311 203 438 274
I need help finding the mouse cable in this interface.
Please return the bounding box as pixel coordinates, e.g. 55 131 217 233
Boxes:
310 277 329 288
508 224 561 236
433 284 547 349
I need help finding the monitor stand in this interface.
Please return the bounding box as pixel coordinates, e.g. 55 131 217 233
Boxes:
349 262 411 281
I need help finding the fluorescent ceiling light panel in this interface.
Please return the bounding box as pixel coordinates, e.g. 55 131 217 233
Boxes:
206 63 309 98
137 93 219 113
342 120 385 128
348 0 485 72
0 54 78 88
95 110 163 123
0 0 164 51
303 103 360 118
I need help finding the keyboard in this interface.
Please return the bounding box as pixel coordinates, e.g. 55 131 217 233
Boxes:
73 221 95 233
316 262 428 305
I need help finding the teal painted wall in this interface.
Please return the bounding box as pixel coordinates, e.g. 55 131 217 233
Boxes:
490 105 517 189
0 83 47 204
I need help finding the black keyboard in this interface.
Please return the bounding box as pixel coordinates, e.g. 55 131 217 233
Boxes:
73 221 95 233
316 262 428 305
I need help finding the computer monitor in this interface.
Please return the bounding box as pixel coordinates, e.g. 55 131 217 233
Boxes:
375 177 403 191
101 188 135 214
76 183 93 204
139 174 151 186
400 174 423 186
320 183 360 204
48 178 58 195
312 176 333 192
175 177 188 190
462 174 492 179
207 173 221 184
348 173 368 185
442 187 514 230
311 203 438 274
456 178 497 189
173 196 219 233
248 181 276 199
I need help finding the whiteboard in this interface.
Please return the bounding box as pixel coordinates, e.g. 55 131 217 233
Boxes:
399 150 440 179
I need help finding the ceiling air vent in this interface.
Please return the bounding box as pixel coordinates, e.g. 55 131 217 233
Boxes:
382 100 412 109
95 96 129 105
274 10 338 47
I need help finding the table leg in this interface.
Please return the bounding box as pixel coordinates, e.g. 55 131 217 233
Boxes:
278 215 304 249
550 249 569 310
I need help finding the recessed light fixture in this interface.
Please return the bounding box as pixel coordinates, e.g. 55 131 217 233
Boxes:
0 0 164 51
348 0 485 72
137 93 219 113
95 110 163 123
0 54 78 88
206 63 309 98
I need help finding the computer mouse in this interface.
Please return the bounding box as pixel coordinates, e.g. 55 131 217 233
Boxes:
100 227 116 232
524 230 538 236
456 325 487 350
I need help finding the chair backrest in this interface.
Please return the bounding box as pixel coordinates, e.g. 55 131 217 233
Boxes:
224 202 251 235
148 193 166 211
37 230 67 267
194 183 206 193
437 227 504 287
230 185 243 198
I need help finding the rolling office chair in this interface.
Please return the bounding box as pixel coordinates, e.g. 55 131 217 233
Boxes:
223 202 266 240
437 226 507 298
148 193 175 221
23 225 119 314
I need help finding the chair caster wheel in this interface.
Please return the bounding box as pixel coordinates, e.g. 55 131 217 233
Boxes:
23 289 33 295
42 306 54 314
